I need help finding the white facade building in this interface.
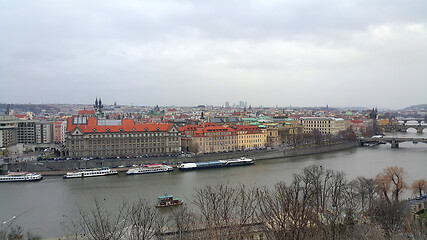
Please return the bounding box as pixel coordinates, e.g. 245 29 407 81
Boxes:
299 117 347 135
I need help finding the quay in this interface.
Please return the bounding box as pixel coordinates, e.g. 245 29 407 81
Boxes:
2 142 358 174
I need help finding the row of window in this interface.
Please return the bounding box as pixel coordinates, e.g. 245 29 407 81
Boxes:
75 132 180 138
70 147 180 156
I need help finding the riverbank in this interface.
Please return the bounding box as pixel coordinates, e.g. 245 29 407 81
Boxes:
2 141 358 174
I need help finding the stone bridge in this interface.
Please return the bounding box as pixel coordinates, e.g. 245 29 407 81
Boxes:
380 124 427 133
359 137 427 148
396 117 425 124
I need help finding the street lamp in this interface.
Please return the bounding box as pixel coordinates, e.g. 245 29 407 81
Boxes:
1 215 16 232
2 215 16 225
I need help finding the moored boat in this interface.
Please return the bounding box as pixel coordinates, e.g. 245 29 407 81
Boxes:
177 157 254 171
126 164 173 175
63 167 118 179
155 195 183 208
0 172 43 182
224 157 254 166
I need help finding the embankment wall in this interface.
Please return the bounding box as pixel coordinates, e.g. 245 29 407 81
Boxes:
2 142 358 174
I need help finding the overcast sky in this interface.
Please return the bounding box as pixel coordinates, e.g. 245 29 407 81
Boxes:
1 0 427 109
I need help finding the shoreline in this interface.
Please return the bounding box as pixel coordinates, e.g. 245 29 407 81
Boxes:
2 141 359 175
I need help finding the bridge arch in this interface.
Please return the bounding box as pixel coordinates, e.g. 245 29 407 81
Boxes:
405 127 419 133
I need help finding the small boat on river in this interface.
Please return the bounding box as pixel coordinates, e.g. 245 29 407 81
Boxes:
0 172 43 182
126 164 173 175
63 167 118 179
155 195 183 208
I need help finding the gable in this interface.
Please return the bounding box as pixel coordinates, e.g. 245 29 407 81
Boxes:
70 127 84 136
169 126 178 133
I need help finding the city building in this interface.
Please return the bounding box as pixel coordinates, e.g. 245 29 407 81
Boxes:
17 121 36 144
233 125 267 150
35 121 53 144
278 122 304 145
265 124 280 147
191 125 238 154
66 117 181 158
0 115 18 149
52 121 67 144
298 117 347 135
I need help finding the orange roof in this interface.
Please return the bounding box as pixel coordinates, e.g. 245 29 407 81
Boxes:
193 126 236 136
178 123 217 132
233 125 263 134
78 110 95 115
233 125 261 131
351 119 363 123
68 117 173 133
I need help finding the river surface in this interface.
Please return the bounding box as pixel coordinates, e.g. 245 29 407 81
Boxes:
1 130 426 238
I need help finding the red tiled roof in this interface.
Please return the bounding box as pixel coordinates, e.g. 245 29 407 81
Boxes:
232 125 263 134
178 123 217 133
351 119 363 123
193 126 236 136
78 110 95 115
68 117 173 133
233 125 261 131
15 114 27 118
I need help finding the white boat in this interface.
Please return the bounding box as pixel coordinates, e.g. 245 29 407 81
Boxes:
224 157 254 166
127 164 173 175
0 172 43 182
63 167 118 179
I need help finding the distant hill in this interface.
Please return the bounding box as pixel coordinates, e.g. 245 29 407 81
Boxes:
400 104 427 111
0 103 61 114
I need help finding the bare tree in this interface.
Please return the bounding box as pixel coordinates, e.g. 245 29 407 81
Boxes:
369 200 407 237
375 172 392 204
62 198 129 240
191 183 239 238
349 177 377 212
383 166 408 202
79 198 129 240
324 171 348 240
411 179 427 197
165 204 200 240
127 199 162 240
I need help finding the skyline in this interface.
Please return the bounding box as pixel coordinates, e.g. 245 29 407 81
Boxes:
1 100 425 112
1 0 427 109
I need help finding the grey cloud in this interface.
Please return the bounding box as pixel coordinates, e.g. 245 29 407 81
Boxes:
1 0 427 108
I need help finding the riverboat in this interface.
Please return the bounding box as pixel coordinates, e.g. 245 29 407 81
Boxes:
155 195 183 208
177 157 254 171
0 172 43 182
126 164 173 175
224 157 255 166
63 167 118 179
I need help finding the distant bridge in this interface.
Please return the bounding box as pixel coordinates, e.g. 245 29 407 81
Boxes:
380 124 427 133
395 117 426 124
359 137 427 148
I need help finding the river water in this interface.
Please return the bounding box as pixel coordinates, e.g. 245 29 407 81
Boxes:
1 130 426 238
